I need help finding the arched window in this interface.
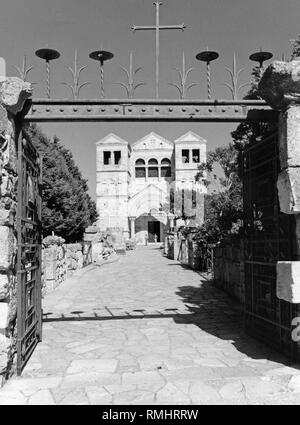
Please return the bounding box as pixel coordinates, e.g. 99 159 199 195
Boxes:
135 158 146 178
148 158 158 165
161 158 171 178
148 158 159 178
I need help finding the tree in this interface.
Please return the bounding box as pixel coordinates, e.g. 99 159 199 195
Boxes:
160 187 204 228
25 124 98 242
291 35 300 60
193 35 299 248
194 143 243 246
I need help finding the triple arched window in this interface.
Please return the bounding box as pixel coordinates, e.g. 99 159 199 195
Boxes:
135 158 171 178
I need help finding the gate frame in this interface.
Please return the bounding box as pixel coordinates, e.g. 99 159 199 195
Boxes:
242 129 300 360
13 70 300 371
16 121 42 375
17 97 278 370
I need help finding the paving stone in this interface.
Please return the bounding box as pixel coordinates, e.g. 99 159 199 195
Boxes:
138 355 168 371
85 386 112 404
194 357 226 368
189 381 221 403
0 246 297 405
122 371 165 392
66 359 118 374
156 383 190 404
68 343 108 355
0 389 27 405
61 372 121 387
27 389 55 405
288 375 300 393
161 366 217 383
55 388 90 405
105 384 137 394
219 380 245 400
5 377 62 391
242 377 285 399
23 362 43 372
218 366 260 379
264 366 300 377
113 390 155 405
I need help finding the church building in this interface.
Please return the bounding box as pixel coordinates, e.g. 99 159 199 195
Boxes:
96 131 207 244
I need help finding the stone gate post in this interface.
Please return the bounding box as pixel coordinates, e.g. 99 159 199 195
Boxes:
259 59 300 305
0 78 31 384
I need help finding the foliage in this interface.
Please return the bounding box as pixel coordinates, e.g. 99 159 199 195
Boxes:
291 35 300 60
196 143 240 191
26 124 98 242
192 143 243 247
42 235 65 247
187 34 300 251
195 63 271 246
161 188 200 225
230 58 278 181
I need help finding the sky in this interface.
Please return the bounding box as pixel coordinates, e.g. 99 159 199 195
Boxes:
1 0 300 199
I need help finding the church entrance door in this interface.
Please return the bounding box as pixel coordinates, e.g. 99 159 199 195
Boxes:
148 221 160 243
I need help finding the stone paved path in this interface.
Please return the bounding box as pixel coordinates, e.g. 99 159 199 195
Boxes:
1 246 300 405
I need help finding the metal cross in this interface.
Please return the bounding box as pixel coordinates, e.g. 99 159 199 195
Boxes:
132 1 185 99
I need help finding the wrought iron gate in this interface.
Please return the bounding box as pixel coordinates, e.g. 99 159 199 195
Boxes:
16 128 42 375
243 131 300 359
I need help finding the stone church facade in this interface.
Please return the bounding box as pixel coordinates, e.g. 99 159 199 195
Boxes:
96 131 207 244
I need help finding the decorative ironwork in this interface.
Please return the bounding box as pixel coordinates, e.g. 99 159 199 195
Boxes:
243 131 300 359
13 55 34 82
223 53 249 100
249 48 273 68
16 127 42 375
196 48 219 99
23 98 275 122
112 51 146 98
132 1 186 99
89 48 114 98
168 52 199 99
35 48 60 99
61 50 90 100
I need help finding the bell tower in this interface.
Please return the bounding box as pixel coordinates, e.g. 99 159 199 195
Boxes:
174 131 207 226
96 133 131 236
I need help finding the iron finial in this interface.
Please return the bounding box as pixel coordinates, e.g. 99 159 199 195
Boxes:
249 49 273 68
35 48 60 98
196 49 219 99
89 48 114 98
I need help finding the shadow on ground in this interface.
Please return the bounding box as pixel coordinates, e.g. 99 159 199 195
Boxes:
171 262 292 367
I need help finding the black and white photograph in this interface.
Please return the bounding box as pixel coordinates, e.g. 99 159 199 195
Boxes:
0 0 300 409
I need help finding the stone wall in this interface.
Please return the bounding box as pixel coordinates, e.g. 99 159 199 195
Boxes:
42 242 84 296
166 231 200 270
214 239 245 305
84 226 117 260
0 78 32 384
165 231 180 261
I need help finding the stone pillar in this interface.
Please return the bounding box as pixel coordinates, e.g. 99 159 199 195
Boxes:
173 232 179 261
259 59 300 304
0 78 32 384
129 216 136 239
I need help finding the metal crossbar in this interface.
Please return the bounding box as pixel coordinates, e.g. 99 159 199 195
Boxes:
23 98 276 122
